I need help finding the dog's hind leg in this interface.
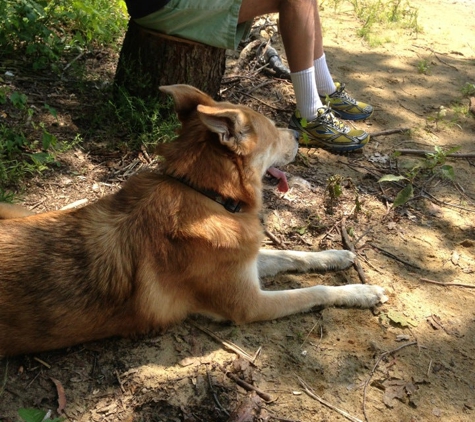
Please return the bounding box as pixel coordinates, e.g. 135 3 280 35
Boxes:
257 249 355 277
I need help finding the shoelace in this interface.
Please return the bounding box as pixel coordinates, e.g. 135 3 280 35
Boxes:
334 84 357 105
317 107 350 133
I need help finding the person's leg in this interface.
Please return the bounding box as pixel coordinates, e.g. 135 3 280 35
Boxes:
239 0 371 151
240 0 322 120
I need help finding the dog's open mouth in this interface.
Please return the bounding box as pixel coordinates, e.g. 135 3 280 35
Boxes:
266 167 289 193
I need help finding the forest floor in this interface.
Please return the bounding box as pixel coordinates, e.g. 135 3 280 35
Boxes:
1 0 474 421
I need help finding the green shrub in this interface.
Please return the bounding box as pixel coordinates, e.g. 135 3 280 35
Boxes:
0 0 127 70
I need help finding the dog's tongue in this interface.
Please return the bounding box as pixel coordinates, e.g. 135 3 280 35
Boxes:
267 167 289 193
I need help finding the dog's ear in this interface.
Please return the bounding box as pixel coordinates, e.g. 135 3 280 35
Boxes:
159 85 215 121
197 105 252 155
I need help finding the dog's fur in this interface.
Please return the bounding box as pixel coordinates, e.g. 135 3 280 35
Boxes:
0 85 386 357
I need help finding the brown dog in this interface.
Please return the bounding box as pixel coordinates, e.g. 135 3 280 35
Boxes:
0 85 386 357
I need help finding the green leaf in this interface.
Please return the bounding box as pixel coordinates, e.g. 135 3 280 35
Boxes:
44 103 57 118
439 164 455 181
393 183 414 207
18 408 47 422
42 131 57 150
378 174 407 183
10 91 28 109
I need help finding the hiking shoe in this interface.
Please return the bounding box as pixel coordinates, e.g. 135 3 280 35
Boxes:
320 82 373 121
289 107 369 152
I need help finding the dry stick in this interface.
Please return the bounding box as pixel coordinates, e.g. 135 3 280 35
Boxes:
362 341 418 422
370 128 410 137
207 371 229 417
368 243 421 270
264 228 282 245
60 198 88 211
297 376 363 422
235 89 289 111
189 322 259 364
420 278 475 289
217 363 273 402
422 191 475 213
341 218 367 284
395 149 475 158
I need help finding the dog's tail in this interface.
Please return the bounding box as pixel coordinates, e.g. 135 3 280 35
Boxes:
0 203 35 219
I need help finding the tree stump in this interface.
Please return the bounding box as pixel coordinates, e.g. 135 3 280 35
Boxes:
114 20 226 101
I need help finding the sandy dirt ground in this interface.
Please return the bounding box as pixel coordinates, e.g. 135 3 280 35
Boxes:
1 0 474 421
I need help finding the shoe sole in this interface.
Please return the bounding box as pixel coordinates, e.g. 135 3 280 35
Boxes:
295 133 370 152
332 109 374 121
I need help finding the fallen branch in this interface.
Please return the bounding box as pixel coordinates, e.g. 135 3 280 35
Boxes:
264 228 282 245
60 198 88 211
370 128 410 137
217 364 273 402
297 376 363 422
189 322 260 364
362 341 418 421
419 278 475 289
395 149 475 158
341 218 367 284
208 371 229 417
368 243 421 270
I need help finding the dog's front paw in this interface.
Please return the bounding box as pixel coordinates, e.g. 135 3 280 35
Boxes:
317 249 355 271
335 284 388 308
358 285 388 307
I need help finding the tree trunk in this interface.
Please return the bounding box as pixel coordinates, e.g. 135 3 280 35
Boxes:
114 20 226 101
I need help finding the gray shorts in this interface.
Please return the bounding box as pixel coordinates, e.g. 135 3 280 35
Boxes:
134 0 252 49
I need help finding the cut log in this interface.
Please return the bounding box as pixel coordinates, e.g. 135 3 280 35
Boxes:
114 20 226 101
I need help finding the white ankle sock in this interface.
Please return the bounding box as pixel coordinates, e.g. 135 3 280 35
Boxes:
290 67 323 120
314 54 336 96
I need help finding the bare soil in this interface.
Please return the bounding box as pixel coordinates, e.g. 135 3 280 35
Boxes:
1 0 475 421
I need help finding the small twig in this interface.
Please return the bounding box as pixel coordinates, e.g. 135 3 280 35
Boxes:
60 198 88 211
189 322 259 364
368 243 421 270
395 149 475 158
234 89 289 111
370 128 410 137
207 371 229 416
419 278 475 289
341 218 367 284
115 370 126 394
0 360 8 397
63 51 85 73
264 228 282 245
33 357 51 369
422 191 475 213
427 359 433 377
362 341 418 421
217 364 273 402
297 376 363 422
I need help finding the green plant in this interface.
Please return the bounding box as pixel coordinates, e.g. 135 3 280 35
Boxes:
108 88 179 149
461 82 475 97
326 175 361 214
378 145 460 207
346 0 421 44
0 0 127 71
417 59 431 74
18 408 64 422
0 89 60 190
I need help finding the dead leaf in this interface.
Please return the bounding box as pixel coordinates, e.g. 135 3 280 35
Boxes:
382 380 406 407
51 377 66 414
387 310 418 327
382 379 418 408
